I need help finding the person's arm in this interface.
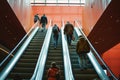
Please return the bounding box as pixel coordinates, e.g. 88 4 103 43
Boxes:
86 40 90 52
56 67 61 79
45 17 48 24
47 68 50 78
57 27 60 32
71 24 74 30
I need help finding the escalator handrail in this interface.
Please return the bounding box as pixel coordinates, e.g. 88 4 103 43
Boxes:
75 20 118 80
0 27 39 79
74 27 110 80
61 20 74 80
31 20 52 80
0 22 38 67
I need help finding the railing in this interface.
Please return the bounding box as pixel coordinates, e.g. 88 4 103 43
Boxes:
0 22 39 67
31 20 52 80
75 20 118 80
61 20 74 80
74 25 109 80
0 26 39 80
0 48 12 57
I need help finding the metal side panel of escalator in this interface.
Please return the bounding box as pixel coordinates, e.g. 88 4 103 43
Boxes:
68 30 100 80
6 28 47 80
42 31 65 80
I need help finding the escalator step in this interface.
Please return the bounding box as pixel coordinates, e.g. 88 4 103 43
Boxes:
7 29 46 79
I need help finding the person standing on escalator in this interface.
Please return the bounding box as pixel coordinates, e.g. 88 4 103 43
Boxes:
52 24 60 49
34 14 40 23
76 36 90 70
64 21 75 45
47 62 61 80
40 14 48 32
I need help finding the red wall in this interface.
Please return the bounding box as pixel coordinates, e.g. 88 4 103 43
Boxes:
8 0 83 31
31 6 83 28
103 43 120 78
85 0 120 78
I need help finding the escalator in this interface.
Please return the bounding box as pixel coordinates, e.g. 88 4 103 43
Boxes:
42 31 65 80
68 31 100 80
6 28 47 79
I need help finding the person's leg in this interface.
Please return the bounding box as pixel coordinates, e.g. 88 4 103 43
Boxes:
43 23 46 31
78 54 82 68
67 34 71 45
66 35 69 45
41 23 44 32
53 35 57 48
41 23 45 32
78 54 84 70
44 23 46 31
83 54 88 69
56 35 59 47
80 54 84 69
70 34 72 43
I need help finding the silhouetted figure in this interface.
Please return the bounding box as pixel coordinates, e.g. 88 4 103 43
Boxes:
47 62 60 80
64 21 74 45
40 14 48 32
52 24 60 49
76 36 90 70
34 14 40 23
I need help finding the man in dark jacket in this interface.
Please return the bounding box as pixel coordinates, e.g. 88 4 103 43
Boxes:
52 24 60 49
40 14 48 32
64 21 74 45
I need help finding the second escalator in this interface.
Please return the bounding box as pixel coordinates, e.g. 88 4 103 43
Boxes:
42 32 65 80
68 31 100 80
6 28 47 79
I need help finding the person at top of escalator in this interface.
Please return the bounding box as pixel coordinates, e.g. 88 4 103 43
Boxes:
34 14 40 23
40 14 48 32
47 62 61 80
64 21 75 45
76 35 90 70
52 24 60 49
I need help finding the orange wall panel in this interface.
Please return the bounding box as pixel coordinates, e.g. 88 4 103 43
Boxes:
84 0 120 78
31 6 83 28
102 43 120 77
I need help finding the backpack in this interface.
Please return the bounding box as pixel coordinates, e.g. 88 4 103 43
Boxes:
67 26 73 35
41 16 47 24
53 26 58 34
77 38 90 54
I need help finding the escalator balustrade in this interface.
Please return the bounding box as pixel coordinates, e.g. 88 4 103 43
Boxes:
68 30 100 80
6 28 47 79
42 32 65 80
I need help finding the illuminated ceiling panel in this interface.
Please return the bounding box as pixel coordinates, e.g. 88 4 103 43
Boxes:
31 0 85 6
58 0 68 3
69 0 80 3
46 0 56 3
